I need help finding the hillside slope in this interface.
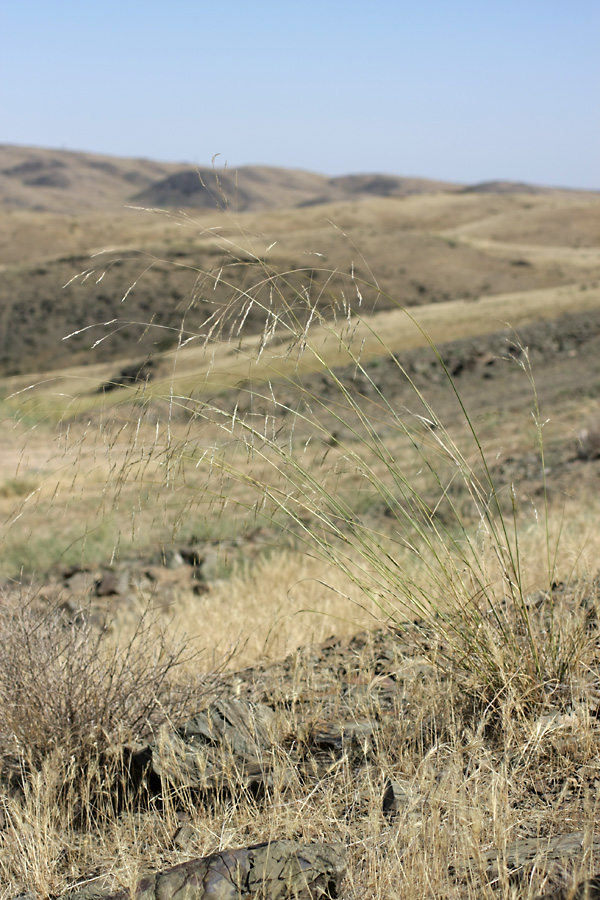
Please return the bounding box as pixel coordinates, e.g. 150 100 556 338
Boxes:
1 195 598 375
0 145 181 214
132 167 462 211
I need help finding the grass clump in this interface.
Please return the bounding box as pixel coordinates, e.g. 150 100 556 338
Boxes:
0 476 40 499
117 238 591 715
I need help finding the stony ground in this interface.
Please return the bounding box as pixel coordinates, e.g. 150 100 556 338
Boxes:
3 575 600 900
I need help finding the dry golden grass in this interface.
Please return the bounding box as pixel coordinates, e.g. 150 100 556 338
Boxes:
2 575 600 900
1 449 600 900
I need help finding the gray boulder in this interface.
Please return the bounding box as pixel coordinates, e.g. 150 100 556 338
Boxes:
61 841 347 900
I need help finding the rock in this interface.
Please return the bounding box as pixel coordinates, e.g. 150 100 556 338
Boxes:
179 545 205 569
64 568 99 595
309 720 375 755
155 547 185 568
533 876 600 899
54 877 113 900
95 569 129 597
130 698 279 797
578 418 600 460
382 779 410 817
177 699 276 759
453 832 600 879
60 841 347 900
171 821 197 851
99 359 157 393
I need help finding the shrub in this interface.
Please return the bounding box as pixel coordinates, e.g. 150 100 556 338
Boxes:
0 591 211 776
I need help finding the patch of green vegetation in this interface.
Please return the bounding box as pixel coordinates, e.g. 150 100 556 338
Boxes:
0 518 120 577
0 477 40 499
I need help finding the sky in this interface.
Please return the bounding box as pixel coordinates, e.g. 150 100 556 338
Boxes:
2 1 599 189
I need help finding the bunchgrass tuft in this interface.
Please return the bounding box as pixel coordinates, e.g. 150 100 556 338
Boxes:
112 231 591 713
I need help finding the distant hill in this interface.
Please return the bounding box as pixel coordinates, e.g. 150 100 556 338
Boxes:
0 145 182 214
0 145 464 215
0 144 598 379
1 145 592 217
132 167 463 212
460 180 553 195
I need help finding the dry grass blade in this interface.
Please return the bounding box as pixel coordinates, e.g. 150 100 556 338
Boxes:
147 266 585 709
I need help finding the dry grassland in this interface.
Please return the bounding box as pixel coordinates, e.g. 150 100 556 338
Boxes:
1 166 600 900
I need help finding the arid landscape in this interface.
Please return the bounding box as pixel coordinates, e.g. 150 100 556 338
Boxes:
1 144 600 900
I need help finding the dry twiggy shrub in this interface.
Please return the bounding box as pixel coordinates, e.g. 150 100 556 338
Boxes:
0 590 214 776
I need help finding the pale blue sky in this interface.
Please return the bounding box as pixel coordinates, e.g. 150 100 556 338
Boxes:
2 0 598 188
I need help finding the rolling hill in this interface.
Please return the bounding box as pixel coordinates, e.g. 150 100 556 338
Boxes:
0 144 462 215
1 144 589 217
0 144 598 380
